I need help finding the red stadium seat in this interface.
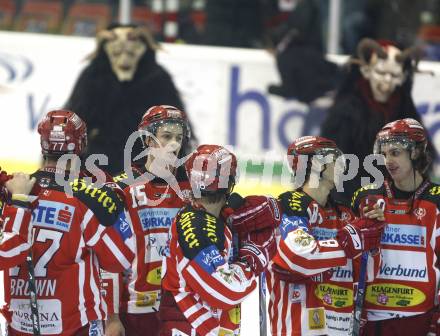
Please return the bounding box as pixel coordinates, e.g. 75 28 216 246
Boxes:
132 6 162 35
0 0 16 30
418 25 440 61
14 0 63 33
191 10 206 32
62 2 112 36
419 25 440 43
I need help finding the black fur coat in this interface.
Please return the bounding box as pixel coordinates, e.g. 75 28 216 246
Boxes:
65 47 185 174
321 69 421 201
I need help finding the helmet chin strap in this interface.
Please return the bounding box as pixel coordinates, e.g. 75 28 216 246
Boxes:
409 146 421 190
409 154 419 212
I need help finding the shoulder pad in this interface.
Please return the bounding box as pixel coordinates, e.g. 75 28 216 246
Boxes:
176 205 225 260
31 170 64 192
421 183 440 207
278 190 312 217
350 184 384 214
69 178 125 227
113 171 130 189
112 166 144 189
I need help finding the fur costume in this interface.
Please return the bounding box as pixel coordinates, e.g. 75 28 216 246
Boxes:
65 24 192 174
320 39 425 202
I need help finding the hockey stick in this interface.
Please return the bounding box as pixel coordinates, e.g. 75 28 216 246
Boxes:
224 193 245 262
259 272 267 336
351 251 368 336
26 250 41 335
351 198 386 336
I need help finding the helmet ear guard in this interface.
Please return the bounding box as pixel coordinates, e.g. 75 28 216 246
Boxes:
410 148 418 160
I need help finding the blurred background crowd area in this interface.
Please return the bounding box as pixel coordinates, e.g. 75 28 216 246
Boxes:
2 0 440 60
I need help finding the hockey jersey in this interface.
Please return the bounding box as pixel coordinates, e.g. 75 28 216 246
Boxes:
161 204 257 336
99 164 145 315
268 190 375 336
2 169 135 335
351 180 440 321
0 204 33 270
101 165 191 316
122 175 191 314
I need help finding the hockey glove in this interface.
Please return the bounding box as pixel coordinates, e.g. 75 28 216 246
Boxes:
239 242 269 275
240 227 277 260
239 234 276 275
336 218 385 259
230 195 281 235
359 195 386 220
221 193 245 222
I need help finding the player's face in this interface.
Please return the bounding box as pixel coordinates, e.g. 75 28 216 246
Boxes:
145 123 184 178
318 150 344 189
150 122 184 155
322 161 336 189
381 143 413 184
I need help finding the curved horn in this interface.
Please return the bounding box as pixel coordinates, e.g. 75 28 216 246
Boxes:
134 27 161 51
96 29 117 44
395 46 424 64
84 30 116 61
357 38 387 64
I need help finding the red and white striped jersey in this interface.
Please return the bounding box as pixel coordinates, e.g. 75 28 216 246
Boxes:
0 204 33 270
268 190 368 336
2 170 135 336
352 181 440 321
161 204 257 336
101 166 191 315
100 164 145 315
121 176 191 314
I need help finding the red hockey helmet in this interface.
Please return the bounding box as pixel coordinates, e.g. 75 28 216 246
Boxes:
37 109 87 155
138 105 190 140
374 118 427 154
185 144 237 196
287 136 342 172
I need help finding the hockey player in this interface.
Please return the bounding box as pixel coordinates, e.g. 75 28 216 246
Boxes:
351 118 440 336
0 173 35 269
104 105 192 336
159 144 279 336
112 104 191 189
2 109 135 336
267 136 385 335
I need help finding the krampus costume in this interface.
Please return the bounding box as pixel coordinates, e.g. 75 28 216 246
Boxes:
65 23 192 174
320 38 426 201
